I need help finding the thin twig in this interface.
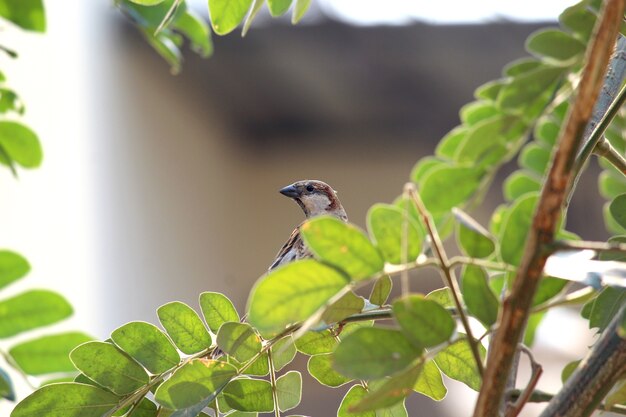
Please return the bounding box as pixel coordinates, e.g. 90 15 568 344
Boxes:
595 135 626 175
547 239 626 255
567 73 626 208
531 286 596 314
405 183 484 377
506 345 543 417
401 188 410 296
449 256 517 272
268 349 281 417
473 2 626 415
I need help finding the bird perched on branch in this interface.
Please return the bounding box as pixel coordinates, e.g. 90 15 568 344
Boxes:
269 180 347 271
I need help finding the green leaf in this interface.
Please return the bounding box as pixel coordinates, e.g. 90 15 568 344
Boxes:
600 236 626 262
209 0 253 35
370 275 392 306
174 10 212 58
0 121 43 168
301 216 384 280
276 371 302 411
338 385 375 417
267 0 291 16
0 368 14 401
526 28 586 62
420 165 484 214
294 330 336 355
128 0 165 5
0 290 72 338
504 171 541 201
292 0 311 23
534 116 560 146
0 250 29 289
307 353 350 387
599 172 626 199
532 277 568 306
503 58 542 77
248 260 349 337
158 301 212 354
271 336 296 371
524 312 545 347
500 193 539 266
367 204 423 265
9 332 92 375
474 79 504 101
497 66 564 111
222 378 273 412
216 322 262 363
589 287 626 332
0 0 45 32
229 352 268 376
609 194 626 229
411 156 445 182
460 101 499 126
392 295 456 348
413 360 446 401
453 208 495 258
375 400 408 417
604 202 626 235
454 115 526 166
559 3 597 41
425 288 454 308
334 327 422 379
519 143 551 175
352 365 420 412
111 321 179 374
242 0 264 36
322 291 364 323
70 341 149 395
561 360 580 382
461 266 499 327
435 127 467 160
143 31 182 74
128 398 157 417
434 338 485 391
199 292 240 333
155 359 236 409
11 383 119 417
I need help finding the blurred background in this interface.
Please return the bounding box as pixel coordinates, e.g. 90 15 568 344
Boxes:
0 0 612 415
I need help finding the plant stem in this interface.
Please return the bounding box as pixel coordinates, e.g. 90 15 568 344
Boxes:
531 286 596 314
449 256 517 272
567 75 626 208
505 345 543 417
547 239 626 255
595 135 626 175
268 349 281 417
472 2 626 415
405 183 484 377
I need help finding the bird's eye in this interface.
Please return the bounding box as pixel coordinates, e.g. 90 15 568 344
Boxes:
306 184 314 192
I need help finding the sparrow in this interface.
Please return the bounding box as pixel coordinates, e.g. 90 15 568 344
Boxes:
269 180 348 271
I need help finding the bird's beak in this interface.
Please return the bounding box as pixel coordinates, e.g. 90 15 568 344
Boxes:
279 184 300 198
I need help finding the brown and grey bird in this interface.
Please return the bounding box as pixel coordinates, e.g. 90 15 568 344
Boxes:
269 180 347 271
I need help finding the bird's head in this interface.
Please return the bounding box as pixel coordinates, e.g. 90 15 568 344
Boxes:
279 180 347 221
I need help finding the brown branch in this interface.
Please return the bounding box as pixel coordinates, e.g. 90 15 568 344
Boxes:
472 2 626 416
405 183 484 377
506 345 543 417
538 303 626 417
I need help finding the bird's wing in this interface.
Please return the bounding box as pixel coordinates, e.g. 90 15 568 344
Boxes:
269 226 304 271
